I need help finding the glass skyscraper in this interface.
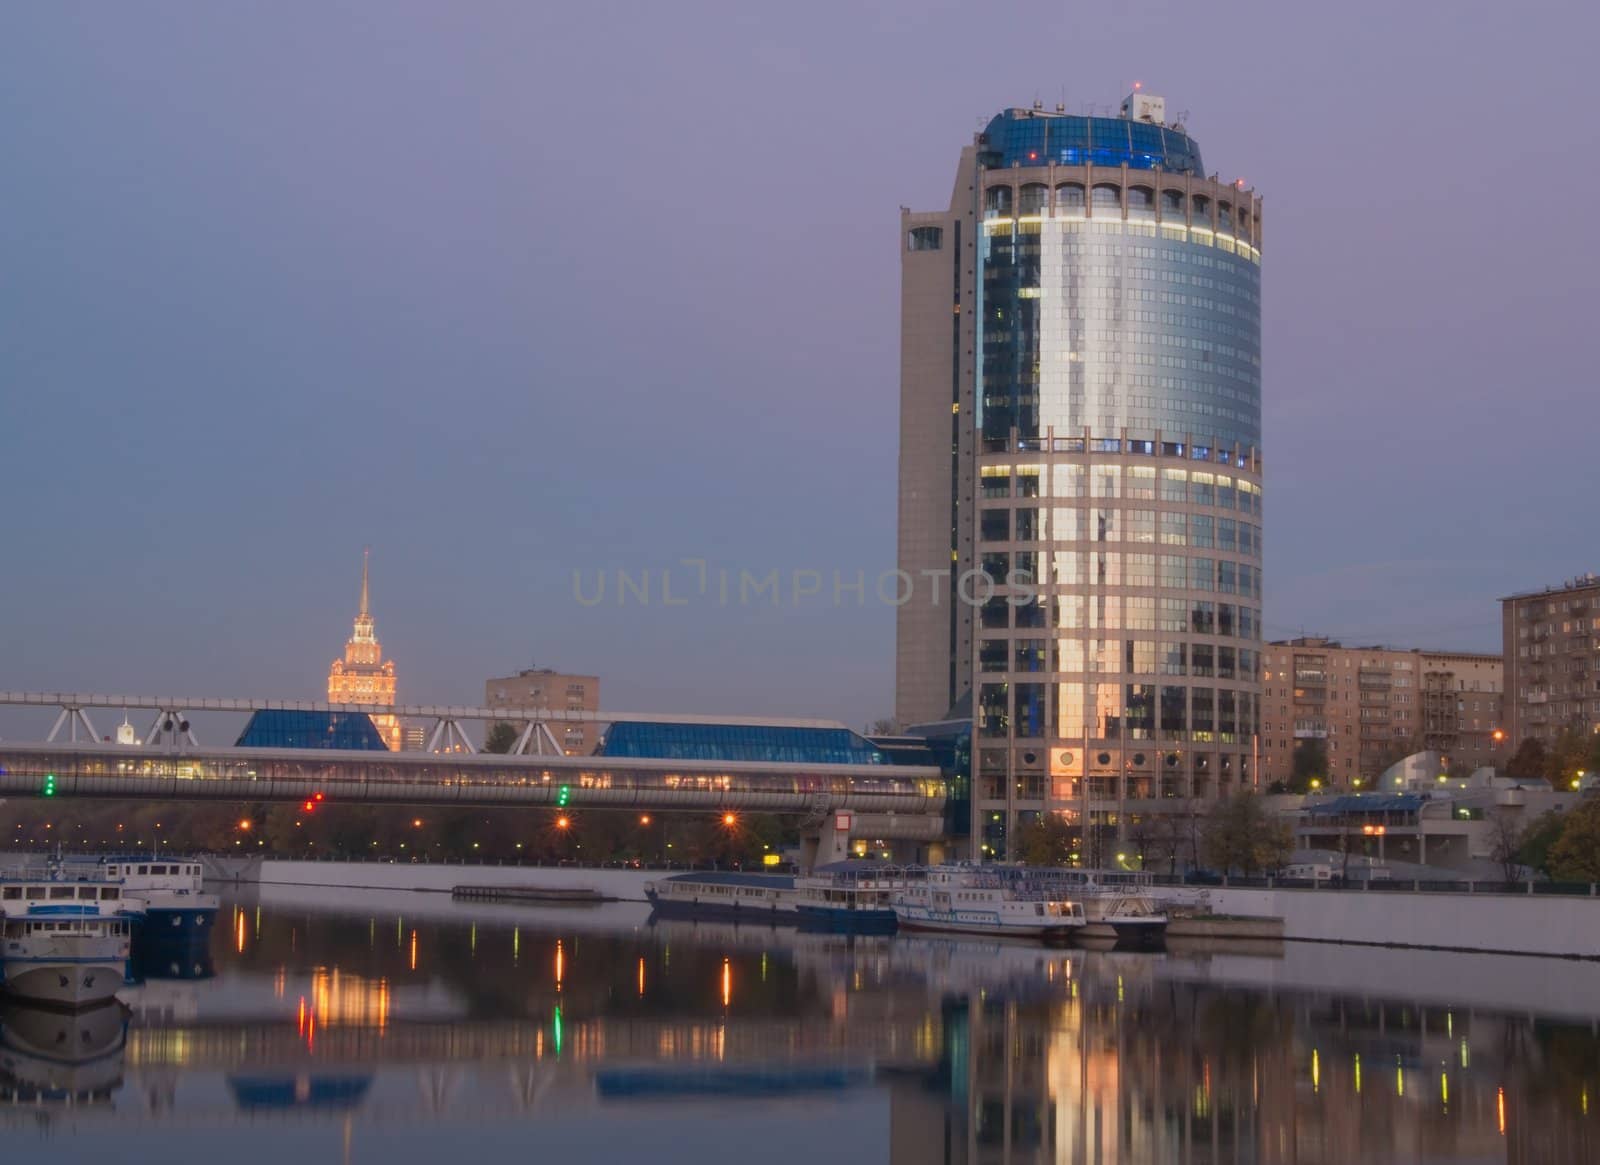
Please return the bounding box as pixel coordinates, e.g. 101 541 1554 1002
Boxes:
896 94 1263 860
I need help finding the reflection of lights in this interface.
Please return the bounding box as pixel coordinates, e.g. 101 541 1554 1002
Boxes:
1354 1054 1362 1094
1498 1087 1506 1134
513 927 520 964
1460 1039 1470 1068
409 929 418 971
1440 1071 1448 1109
555 940 564 990
638 957 646 998
308 968 392 1029
235 909 247 954
1311 1048 1319 1093
553 1005 563 1057
722 957 731 1008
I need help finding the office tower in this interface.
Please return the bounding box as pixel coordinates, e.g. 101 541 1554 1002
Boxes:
897 93 1263 857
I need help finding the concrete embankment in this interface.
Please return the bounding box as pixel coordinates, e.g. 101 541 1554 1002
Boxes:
239 862 1600 960
1185 885 1600 960
254 859 657 901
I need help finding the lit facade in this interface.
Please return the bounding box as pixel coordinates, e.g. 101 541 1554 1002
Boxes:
1260 639 1503 786
1501 572 1600 748
897 94 1264 859
327 552 399 749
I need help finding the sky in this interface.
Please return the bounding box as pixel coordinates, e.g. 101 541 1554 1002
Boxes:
1 1 1595 727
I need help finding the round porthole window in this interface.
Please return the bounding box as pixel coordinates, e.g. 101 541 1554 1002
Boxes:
1165 753 1180 768
1096 752 1112 766
1022 752 1038 765
1057 751 1075 768
1132 752 1147 767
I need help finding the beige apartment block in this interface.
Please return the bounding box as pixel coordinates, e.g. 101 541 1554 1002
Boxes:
1501 573 1600 748
485 668 601 755
1261 638 1502 787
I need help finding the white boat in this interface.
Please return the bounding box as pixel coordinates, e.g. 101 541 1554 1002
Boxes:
793 862 916 933
0 871 137 1008
64 855 218 965
644 872 799 923
892 865 1085 944
1024 869 1169 948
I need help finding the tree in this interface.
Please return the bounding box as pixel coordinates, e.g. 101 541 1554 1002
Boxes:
1289 739 1327 794
868 718 900 737
482 722 520 754
1516 810 1568 880
1548 726 1595 789
1201 792 1292 876
1547 801 1600 883
1505 738 1549 783
1487 809 1525 883
1018 814 1075 867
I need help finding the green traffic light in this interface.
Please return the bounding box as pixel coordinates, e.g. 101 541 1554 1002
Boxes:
42 773 57 798
556 784 571 807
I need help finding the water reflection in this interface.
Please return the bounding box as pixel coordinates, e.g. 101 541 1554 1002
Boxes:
1 894 1594 1163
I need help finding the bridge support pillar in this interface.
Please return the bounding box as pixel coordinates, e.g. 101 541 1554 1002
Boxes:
799 813 853 871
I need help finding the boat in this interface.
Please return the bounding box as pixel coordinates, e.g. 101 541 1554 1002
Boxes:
1019 868 1169 948
891 864 1086 945
792 862 912 934
63 855 218 962
644 872 798 924
0 870 137 1007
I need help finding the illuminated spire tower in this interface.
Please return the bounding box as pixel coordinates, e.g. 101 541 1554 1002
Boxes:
327 549 400 748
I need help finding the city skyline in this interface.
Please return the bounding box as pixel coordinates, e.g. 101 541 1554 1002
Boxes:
2 3 1594 725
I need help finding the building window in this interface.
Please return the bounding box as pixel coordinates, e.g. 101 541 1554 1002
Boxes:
908 226 943 251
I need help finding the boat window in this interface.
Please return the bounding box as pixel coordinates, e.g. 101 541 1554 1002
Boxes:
151 865 167 875
1 888 19 900
49 887 75 899
27 887 46 898
78 887 98 900
1035 904 1044 916
101 888 120 900
138 865 149 875
106 867 118 876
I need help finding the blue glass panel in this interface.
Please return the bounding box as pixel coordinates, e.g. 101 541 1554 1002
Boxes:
980 111 1203 175
235 710 389 750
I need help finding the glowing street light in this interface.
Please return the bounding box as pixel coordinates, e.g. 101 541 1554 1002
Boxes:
555 816 570 831
721 813 737 827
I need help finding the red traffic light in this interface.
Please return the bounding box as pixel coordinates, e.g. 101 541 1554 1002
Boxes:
302 800 315 813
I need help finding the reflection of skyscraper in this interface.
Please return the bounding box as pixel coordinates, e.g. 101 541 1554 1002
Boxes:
897 93 1265 858
327 550 399 749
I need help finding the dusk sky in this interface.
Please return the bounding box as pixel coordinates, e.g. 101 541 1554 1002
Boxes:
2 2 1594 726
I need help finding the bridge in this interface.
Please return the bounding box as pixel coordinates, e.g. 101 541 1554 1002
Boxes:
0 692 949 852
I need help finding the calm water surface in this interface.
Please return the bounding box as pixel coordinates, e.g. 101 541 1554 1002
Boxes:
3 886 1597 1164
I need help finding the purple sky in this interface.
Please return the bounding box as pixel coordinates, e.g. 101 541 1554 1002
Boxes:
1 2 1594 726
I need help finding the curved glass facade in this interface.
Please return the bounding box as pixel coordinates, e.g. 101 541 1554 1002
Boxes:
969 151 1263 862
979 218 1260 451
980 110 1204 174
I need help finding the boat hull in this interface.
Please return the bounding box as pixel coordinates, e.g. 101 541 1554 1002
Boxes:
132 905 216 954
794 905 898 935
1 957 126 1009
645 891 797 927
894 912 1079 946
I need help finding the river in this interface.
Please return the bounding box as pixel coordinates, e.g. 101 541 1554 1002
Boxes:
2 885 1595 1163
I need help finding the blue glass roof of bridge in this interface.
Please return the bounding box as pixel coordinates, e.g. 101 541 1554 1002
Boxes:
981 110 1203 175
600 722 886 765
235 710 389 750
